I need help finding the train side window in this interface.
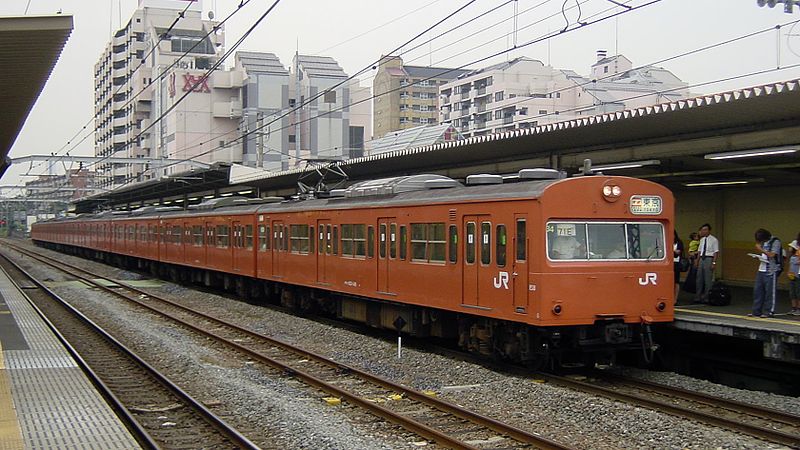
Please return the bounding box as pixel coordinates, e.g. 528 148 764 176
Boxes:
283 225 289 252
448 225 458 263
193 225 203 247
290 224 310 253
258 225 267 252
309 226 315 254
516 220 526 261
216 225 229 248
389 224 397 259
466 222 476 264
273 227 279 250
410 224 425 260
367 226 375 258
319 228 325 254
480 222 491 265
379 224 387 258
333 226 339 255
245 225 254 250
399 226 407 260
496 225 507 267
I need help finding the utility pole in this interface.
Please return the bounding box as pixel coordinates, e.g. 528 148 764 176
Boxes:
256 112 264 168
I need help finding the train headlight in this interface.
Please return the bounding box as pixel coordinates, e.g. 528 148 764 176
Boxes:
552 304 562 315
602 183 622 201
656 301 666 312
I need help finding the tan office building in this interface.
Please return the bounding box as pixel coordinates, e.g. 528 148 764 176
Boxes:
373 56 469 139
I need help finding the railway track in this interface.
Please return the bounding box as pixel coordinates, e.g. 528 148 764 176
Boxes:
0 252 259 450
2 241 572 450
543 371 800 448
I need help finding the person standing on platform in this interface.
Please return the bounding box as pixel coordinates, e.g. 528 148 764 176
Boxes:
673 230 684 303
788 240 800 316
694 224 719 304
749 228 781 318
687 232 700 262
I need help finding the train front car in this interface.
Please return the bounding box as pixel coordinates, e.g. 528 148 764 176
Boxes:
534 175 674 367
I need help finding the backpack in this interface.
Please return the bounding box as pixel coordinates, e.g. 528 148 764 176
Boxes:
767 237 784 276
708 281 731 306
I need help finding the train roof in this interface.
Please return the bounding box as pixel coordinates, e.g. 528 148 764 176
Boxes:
35 173 669 223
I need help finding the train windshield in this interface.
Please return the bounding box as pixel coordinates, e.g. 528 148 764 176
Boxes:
547 221 665 261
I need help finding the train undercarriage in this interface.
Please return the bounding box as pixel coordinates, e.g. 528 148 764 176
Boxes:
37 241 656 370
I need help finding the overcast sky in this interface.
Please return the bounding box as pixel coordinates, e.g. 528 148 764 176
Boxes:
2 0 799 188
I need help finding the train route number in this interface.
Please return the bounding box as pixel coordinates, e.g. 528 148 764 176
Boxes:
638 272 658 286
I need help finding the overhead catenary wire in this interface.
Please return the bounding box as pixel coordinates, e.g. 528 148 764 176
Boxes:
109 0 663 186
78 0 484 184
21 0 196 178
31 0 270 199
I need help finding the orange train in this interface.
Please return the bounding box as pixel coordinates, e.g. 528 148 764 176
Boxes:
32 170 675 366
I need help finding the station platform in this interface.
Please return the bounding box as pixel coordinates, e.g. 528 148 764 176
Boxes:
674 285 800 364
0 268 140 449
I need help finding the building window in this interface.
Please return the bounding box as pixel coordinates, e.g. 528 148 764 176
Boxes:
539 109 547 114
289 98 296 107
556 92 561 98
323 90 336 103
400 104 408 111
494 111 502 120
495 91 504 102
604 66 609 73
399 117 409 124
419 105 429 112
519 107 528 115
289 135 296 143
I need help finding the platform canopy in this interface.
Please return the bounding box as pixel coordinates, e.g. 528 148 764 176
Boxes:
0 14 73 178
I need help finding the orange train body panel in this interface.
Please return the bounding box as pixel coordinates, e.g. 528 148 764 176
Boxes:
31 175 675 331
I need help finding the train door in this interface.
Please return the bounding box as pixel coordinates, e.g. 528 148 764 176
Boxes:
316 219 331 284
232 220 243 273
376 217 397 294
512 215 529 313
462 215 492 307
256 215 271 278
272 220 284 277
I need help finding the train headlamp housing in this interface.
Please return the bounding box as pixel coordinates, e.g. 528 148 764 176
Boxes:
602 182 622 202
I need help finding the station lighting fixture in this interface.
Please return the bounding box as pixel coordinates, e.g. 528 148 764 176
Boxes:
188 197 199 201
203 195 214 199
237 190 253 195
683 178 764 187
220 192 234 197
704 145 798 160
579 159 661 172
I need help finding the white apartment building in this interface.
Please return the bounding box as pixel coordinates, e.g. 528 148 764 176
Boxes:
94 0 237 189
439 53 691 137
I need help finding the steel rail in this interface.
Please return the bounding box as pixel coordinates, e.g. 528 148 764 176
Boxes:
544 373 800 448
5 241 571 450
592 371 800 427
0 250 261 450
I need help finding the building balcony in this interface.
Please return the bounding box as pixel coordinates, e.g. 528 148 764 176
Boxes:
503 116 514 124
212 70 244 89
113 134 127 145
475 86 487 96
112 116 126 128
213 100 243 118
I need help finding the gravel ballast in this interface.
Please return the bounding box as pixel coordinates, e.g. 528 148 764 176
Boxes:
9 242 798 449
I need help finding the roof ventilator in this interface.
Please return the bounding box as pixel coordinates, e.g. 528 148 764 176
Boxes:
466 174 504 185
344 174 461 198
518 168 563 180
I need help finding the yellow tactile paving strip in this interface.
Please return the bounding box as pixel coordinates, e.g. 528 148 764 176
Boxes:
0 342 24 450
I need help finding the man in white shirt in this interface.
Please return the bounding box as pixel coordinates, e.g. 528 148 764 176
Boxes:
694 223 719 304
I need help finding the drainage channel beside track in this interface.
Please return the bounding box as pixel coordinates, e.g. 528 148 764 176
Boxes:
0 253 259 450
2 241 573 450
